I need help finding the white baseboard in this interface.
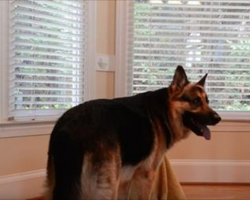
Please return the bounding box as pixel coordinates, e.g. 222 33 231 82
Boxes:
171 159 250 183
0 160 249 199
0 169 46 200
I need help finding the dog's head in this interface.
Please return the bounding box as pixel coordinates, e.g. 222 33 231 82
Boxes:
168 65 221 140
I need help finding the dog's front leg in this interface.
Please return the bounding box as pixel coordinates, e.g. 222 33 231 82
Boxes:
129 169 156 200
118 180 132 200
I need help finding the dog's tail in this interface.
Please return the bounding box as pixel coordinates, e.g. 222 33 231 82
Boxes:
43 156 55 200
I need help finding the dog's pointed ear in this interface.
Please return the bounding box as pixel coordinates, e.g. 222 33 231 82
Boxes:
197 73 208 87
170 65 189 90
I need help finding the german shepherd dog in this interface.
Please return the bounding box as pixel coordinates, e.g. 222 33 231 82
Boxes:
45 66 221 200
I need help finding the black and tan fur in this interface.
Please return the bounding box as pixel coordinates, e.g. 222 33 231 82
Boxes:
44 66 221 200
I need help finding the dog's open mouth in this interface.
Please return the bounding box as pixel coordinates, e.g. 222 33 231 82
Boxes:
183 113 211 140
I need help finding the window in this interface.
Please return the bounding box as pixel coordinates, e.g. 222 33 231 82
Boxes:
0 0 96 136
1 0 96 122
116 0 250 119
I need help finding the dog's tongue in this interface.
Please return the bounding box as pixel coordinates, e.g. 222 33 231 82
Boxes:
203 126 211 140
198 124 211 140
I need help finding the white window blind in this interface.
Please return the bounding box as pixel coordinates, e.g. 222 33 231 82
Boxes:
9 0 88 120
127 0 250 112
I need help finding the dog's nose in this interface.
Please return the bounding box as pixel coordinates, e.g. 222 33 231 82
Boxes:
212 113 221 124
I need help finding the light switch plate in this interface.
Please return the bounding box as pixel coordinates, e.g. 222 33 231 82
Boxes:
96 54 115 72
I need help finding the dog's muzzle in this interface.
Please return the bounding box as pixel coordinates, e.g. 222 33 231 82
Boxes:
183 111 221 140
209 112 221 125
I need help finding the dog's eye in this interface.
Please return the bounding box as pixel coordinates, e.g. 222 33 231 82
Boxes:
192 97 201 106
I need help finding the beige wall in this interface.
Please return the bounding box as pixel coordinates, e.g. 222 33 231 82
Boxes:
0 136 49 176
168 131 250 160
0 0 249 178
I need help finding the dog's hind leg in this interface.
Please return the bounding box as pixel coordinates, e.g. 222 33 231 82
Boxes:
81 150 121 200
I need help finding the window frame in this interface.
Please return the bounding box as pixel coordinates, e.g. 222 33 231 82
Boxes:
0 0 97 137
115 0 250 130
